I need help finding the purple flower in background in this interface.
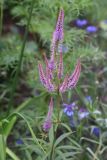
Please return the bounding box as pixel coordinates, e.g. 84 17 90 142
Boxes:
58 44 69 53
85 96 92 104
63 102 76 116
91 127 100 137
86 26 98 33
16 139 23 145
78 108 89 120
76 19 88 27
104 20 107 24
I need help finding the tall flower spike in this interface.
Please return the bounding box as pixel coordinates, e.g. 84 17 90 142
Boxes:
46 78 55 92
44 54 53 80
49 32 56 70
43 97 53 132
44 54 55 92
49 9 64 70
68 59 81 89
55 8 64 42
58 51 63 79
38 63 47 87
59 74 69 93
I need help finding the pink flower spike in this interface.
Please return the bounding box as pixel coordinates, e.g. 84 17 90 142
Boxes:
44 54 53 79
49 9 64 70
46 78 55 92
55 9 64 42
59 74 69 93
58 51 63 79
43 54 55 92
38 62 47 87
49 32 56 70
43 97 53 132
68 59 81 89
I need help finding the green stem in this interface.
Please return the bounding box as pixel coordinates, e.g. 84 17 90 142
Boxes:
0 0 3 36
50 141 54 160
8 0 35 112
0 122 6 160
57 92 61 123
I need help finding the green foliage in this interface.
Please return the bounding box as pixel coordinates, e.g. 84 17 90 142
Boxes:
0 0 107 160
86 0 107 21
9 0 93 46
0 34 38 70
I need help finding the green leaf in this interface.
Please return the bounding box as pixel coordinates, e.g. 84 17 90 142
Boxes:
57 145 82 151
6 147 21 160
12 112 46 154
86 147 100 160
56 150 66 160
54 132 72 148
0 134 6 160
3 116 17 137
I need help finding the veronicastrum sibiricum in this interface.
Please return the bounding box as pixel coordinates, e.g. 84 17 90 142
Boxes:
38 9 81 93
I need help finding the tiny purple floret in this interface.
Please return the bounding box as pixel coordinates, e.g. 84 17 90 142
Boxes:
63 102 76 117
92 127 100 137
86 26 98 33
76 19 88 27
78 108 89 120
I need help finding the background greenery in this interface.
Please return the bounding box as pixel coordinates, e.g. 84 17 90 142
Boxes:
0 0 107 159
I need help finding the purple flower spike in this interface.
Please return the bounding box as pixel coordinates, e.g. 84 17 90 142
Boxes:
38 61 54 92
55 8 64 42
63 102 76 117
43 97 53 132
78 108 89 120
50 32 56 70
58 51 63 79
38 63 47 87
76 19 88 27
44 53 54 80
50 9 64 70
38 9 81 94
86 26 98 33
68 59 81 89
59 74 69 93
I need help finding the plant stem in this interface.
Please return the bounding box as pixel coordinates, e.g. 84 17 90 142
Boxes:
57 91 61 123
0 0 3 36
8 0 35 113
0 123 6 160
50 141 54 160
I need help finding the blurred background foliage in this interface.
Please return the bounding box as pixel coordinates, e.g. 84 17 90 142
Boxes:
0 0 107 159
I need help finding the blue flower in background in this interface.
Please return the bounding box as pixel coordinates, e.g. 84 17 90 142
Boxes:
58 44 69 53
86 26 98 33
76 19 88 27
85 96 92 104
78 108 89 120
91 127 100 137
104 20 107 24
16 138 23 145
63 102 76 116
